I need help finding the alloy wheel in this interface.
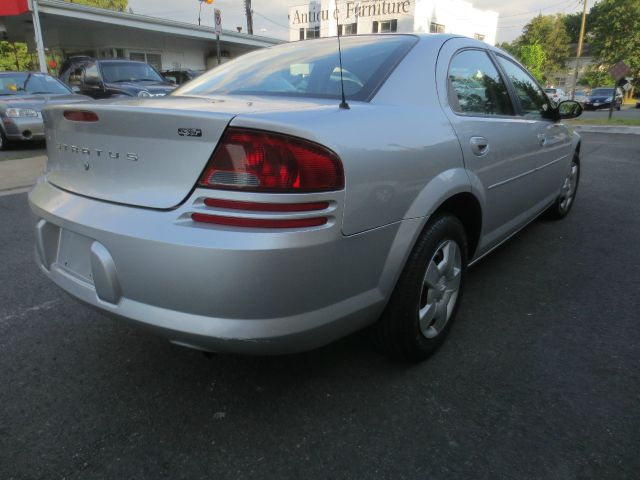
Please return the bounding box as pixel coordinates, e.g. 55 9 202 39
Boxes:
418 239 462 338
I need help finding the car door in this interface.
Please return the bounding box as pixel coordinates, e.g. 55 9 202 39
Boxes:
436 39 542 252
494 55 573 205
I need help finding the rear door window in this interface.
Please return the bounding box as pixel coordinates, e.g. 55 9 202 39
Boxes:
448 49 514 116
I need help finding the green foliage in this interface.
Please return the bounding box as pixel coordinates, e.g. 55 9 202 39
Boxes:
519 44 546 82
577 65 614 88
518 14 571 75
562 12 586 45
496 42 519 57
64 0 128 11
0 42 35 72
589 0 640 78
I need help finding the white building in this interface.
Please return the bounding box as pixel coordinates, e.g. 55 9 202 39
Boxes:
289 0 498 45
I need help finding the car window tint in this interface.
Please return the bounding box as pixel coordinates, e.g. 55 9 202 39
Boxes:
497 56 550 118
447 50 514 116
174 35 417 102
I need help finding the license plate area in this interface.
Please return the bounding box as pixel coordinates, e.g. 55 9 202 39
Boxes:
57 229 94 285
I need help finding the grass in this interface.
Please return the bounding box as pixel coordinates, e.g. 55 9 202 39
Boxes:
567 117 640 126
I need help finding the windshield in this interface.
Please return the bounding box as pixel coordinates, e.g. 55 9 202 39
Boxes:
100 62 165 83
0 73 72 96
591 88 614 96
175 35 417 101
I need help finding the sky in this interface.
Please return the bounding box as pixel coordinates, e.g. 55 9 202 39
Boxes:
127 0 586 43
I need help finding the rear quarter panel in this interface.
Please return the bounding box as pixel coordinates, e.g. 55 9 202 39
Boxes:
231 37 468 236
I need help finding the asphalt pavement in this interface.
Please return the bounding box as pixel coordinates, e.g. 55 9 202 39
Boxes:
580 103 640 120
1 133 639 480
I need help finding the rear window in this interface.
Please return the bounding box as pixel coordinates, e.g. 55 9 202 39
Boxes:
544 89 556 94
174 35 417 102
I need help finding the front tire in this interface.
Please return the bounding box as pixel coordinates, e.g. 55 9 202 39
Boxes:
0 129 8 151
545 154 580 220
371 214 468 361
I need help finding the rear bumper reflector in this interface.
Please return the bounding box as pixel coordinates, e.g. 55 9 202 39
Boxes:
63 110 99 122
203 198 329 212
191 213 327 229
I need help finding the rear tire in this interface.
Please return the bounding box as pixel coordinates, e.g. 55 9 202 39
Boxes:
545 154 580 220
371 214 468 361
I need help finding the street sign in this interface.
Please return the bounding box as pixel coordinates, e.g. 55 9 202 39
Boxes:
214 8 222 35
623 82 632 92
609 61 630 81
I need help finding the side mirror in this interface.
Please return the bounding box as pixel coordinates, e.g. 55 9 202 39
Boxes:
557 100 582 120
84 76 104 88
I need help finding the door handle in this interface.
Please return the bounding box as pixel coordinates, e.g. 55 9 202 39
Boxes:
537 133 547 147
470 136 489 156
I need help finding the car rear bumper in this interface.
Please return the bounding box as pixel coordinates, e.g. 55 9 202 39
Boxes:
2 115 45 141
28 180 409 354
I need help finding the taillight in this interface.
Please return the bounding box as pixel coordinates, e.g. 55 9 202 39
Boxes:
198 128 344 192
63 110 99 122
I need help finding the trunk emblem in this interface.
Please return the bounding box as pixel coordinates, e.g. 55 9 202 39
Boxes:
178 128 202 137
84 161 90 171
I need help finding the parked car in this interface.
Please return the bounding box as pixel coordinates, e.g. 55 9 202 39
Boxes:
573 89 587 105
30 34 583 360
161 69 204 85
0 72 90 150
59 57 177 99
544 87 568 104
583 87 623 110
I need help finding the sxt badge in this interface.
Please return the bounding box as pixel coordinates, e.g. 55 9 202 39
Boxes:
178 128 202 137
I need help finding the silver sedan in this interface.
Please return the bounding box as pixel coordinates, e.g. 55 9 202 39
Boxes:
0 72 90 149
29 34 582 360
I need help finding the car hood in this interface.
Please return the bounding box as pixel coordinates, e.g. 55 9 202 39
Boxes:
0 93 91 111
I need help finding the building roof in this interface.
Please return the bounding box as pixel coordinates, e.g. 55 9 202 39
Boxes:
1 0 283 48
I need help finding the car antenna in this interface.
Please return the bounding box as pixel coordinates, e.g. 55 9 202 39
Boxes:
335 0 350 110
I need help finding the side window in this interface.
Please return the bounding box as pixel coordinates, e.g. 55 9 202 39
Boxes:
84 63 101 84
497 56 550 118
448 50 514 116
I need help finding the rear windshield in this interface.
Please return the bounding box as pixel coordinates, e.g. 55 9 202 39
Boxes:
544 89 556 94
174 35 417 102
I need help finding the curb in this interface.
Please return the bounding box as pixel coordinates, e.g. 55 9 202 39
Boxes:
573 125 640 135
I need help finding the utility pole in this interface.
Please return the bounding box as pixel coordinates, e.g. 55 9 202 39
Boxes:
31 0 48 73
244 0 253 35
570 0 588 100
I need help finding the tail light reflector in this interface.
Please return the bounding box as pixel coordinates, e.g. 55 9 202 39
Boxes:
63 110 99 122
203 198 329 212
191 213 327 229
199 128 344 192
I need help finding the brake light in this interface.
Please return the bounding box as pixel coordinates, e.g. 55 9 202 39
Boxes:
199 128 344 192
63 110 99 122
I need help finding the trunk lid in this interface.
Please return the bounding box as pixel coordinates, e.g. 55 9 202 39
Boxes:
43 97 246 209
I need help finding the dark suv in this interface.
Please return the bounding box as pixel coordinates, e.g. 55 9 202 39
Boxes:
59 57 177 99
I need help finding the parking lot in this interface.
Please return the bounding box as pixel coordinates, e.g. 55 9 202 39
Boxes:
1 132 638 479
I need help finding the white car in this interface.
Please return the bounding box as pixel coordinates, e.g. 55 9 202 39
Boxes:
544 88 569 104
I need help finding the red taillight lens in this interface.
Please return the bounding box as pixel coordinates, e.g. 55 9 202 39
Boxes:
191 213 327 228
203 198 329 212
199 128 344 192
63 110 99 122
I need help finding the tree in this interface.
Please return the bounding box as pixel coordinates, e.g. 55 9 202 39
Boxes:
577 65 614 88
0 42 35 72
589 0 640 90
64 0 127 11
519 44 546 82
518 14 571 78
562 12 588 45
